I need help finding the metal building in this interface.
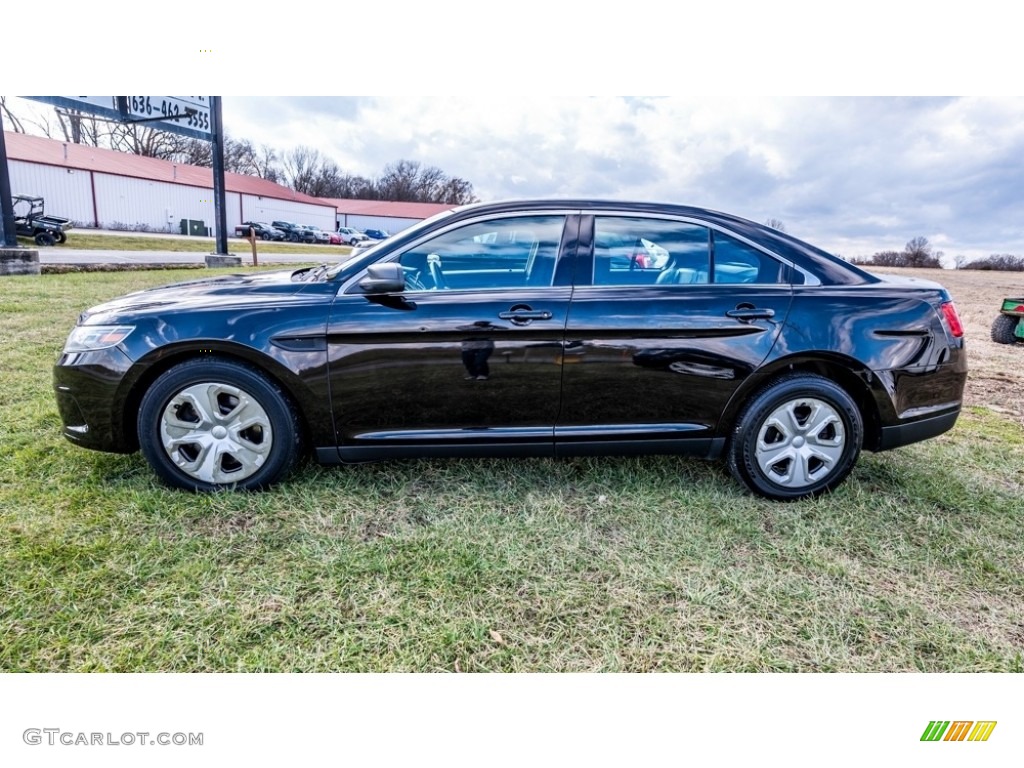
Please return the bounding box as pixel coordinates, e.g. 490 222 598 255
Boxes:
324 198 453 235
4 132 338 234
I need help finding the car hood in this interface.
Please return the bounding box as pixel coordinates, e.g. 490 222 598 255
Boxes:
79 268 321 324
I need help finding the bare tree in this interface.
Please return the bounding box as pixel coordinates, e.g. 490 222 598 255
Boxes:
376 159 423 201
108 122 192 160
53 109 105 146
282 145 326 195
904 236 941 268
437 176 477 205
763 217 786 232
0 96 25 133
171 137 213 167
251 144 281 182
376 159 477 204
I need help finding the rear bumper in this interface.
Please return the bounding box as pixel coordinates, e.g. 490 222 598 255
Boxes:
876 409 960 451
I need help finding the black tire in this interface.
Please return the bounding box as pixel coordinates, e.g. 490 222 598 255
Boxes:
991 314 1020 344
261 232 272 241
56 232 67 244
34 232 56 246
727 373 863 500
137 357 302 492
289 233 300 242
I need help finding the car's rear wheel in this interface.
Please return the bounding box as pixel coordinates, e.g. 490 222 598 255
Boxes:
991 314 1020 344
35 232 55 246
56 232 67 244
138 358 302 491
727 374 863 500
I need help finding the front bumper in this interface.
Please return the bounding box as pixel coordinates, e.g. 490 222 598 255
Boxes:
53 346 136 453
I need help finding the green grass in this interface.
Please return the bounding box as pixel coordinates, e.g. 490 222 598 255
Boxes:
2 271 1023 671
18 230 350 256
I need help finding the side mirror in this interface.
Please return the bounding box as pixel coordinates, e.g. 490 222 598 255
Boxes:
359 262 406 294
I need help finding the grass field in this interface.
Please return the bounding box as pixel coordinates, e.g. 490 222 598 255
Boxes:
19 229 351 256
2 269 1023 671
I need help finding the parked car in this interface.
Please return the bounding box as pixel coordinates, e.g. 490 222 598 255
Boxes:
337 226 368 246
271 220 316 243
362 228 391 241
326 231 343 245
302 225 331 244
53 199 967 499
234 222 286 241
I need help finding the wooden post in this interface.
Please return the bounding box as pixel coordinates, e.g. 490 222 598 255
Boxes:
248 226 258 267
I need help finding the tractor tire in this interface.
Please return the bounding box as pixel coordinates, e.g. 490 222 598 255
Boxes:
34 232 56 246
991 314 1021 344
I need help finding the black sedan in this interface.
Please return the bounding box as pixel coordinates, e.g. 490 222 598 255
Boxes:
234 221 286 241
53 200 967 499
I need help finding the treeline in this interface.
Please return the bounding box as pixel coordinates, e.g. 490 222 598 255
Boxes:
852 237 942 268
182 140 476 204
958 254 1024 271
853 237 1024 271
1 99 477 205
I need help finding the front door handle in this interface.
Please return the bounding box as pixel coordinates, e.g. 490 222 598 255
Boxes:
726 307 775 321
498 308 553 326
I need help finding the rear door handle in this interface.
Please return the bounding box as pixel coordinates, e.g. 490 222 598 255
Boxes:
726 308 775 321
498 310 553 321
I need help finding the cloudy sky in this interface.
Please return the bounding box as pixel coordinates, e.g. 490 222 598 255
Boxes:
7 5 1023 264
217 96 1024 263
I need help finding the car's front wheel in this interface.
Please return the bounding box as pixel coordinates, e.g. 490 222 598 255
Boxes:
727 374 863 500
138 358 302 491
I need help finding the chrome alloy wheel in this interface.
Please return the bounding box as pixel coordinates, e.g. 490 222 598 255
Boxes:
754 397 846 489
159 382 273 485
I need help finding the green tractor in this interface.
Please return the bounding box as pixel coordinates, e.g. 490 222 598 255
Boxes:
991 297 1024 344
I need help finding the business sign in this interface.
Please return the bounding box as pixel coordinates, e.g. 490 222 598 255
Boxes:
123 96 211 138
22 96 212 140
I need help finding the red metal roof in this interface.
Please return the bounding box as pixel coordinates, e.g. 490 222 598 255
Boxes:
320 197 454 218
4 131 329 206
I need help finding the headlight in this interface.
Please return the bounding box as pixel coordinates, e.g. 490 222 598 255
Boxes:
63 325 135 352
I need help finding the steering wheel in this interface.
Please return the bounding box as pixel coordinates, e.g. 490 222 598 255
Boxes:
405 270 427 291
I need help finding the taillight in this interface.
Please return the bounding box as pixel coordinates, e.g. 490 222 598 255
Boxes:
940 301 964 338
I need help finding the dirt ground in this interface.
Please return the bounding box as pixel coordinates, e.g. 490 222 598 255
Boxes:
869 267 1024 426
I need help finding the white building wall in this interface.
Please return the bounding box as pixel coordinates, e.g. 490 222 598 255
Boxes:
10 160 337 234
8 160 97 227
93 174 216 232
